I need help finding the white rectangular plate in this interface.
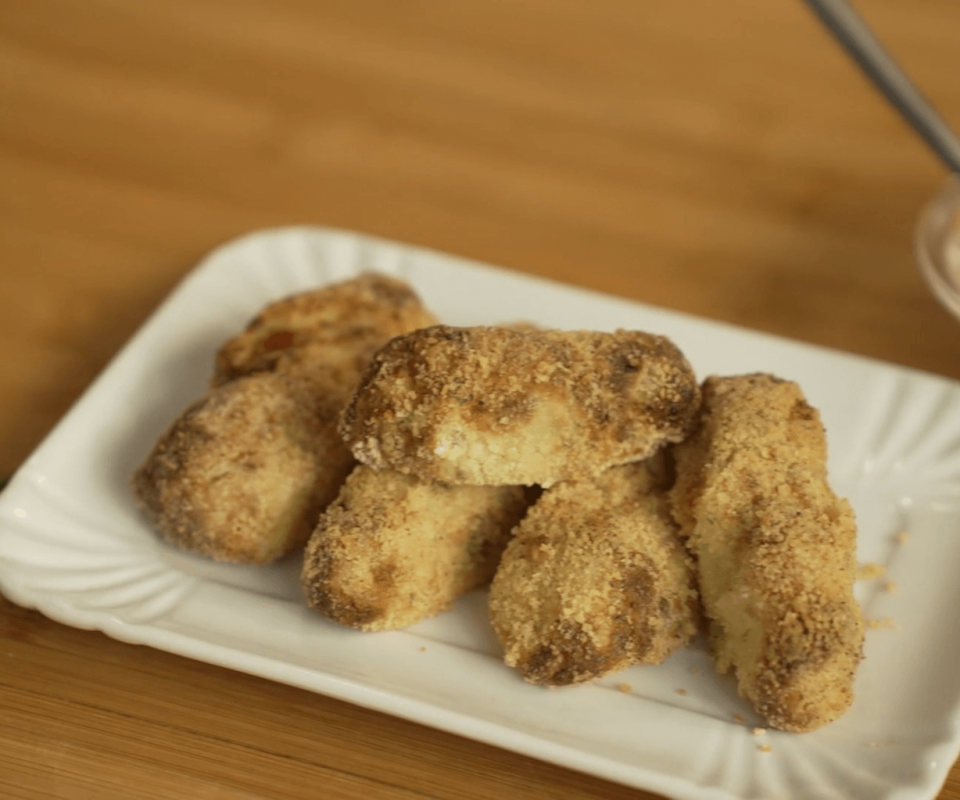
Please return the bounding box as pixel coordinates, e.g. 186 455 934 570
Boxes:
2 227 960 800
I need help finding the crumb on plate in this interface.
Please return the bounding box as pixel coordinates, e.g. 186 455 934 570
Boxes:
856 562 886 580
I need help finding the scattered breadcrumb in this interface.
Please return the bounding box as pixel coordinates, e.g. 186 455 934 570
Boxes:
752 727 767 736
896 531 910 545
689 666 702 676
856 562 886 580
884 580 898 593
868 618 897 630
676 688 688 696
759 743 772 753
733 714 748 724
616 683 632 694
870 741 882 748
419 646 427 652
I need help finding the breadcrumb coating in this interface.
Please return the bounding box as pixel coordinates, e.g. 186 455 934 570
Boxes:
132 273 437 564
131 371 350 564
489 458 699 685
302 465 529 631
213 273 438 386
340 325 700 487
670 374 864 732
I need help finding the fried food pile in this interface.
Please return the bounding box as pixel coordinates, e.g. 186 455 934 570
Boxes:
131 272 864 733
131 274 437 564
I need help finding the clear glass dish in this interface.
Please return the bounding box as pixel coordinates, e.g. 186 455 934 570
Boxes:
917 177 960 320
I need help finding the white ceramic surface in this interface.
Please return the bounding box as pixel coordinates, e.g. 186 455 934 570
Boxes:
2 227 960 800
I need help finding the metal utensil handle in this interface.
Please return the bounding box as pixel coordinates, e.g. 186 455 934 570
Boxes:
803 0 960 175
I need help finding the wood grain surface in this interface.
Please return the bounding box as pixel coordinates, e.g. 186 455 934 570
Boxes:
3 1 960 798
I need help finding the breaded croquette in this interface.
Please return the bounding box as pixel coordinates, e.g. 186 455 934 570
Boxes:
131 371 351 564
340 325 700 487
669 374 864 732
302 465 529 631
213 273 438 386
132 273 437 564
489 459 699 685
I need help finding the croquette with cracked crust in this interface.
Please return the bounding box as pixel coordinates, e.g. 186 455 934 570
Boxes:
340 325 701 487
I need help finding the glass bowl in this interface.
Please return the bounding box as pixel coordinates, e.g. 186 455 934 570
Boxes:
916 176 960 320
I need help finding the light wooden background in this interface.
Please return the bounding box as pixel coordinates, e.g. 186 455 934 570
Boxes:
3 1 960 798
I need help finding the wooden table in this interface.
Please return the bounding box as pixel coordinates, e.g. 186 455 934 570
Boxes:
3 1 960 798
